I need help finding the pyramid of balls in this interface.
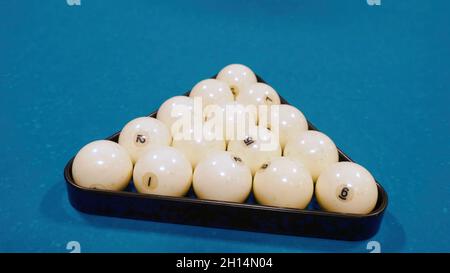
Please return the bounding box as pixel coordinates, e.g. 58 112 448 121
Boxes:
72 64 378 215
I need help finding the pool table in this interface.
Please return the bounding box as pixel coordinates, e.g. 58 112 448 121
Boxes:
0 0 449 252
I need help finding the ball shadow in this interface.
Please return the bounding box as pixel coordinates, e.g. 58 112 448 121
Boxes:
375 211 406 252
40 182 404 252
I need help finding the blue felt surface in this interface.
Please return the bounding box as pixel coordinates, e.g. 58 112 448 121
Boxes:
0 0 449 252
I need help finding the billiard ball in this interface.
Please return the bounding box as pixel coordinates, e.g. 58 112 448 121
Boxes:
236 82 281 107
253 157 314 209
118 117 172 163
203 102 257 141
189 79 234 107
315 162 378 214
133 146 192 197
193 151 252 203
172 122 226 167
284 130 339 181
216 64 257 97
227 125 282 174
267 104 308 148
72 140 133 191
156 96 194 130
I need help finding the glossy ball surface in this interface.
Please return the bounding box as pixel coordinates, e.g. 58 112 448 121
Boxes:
72 140 133 191
236 82 281 107
216 64 257 97
254 157 314 209
156 96 194 131
133 146 192 197
193 151 252 203
189 79 234 107
227 125 282 174
118 117 171 163
284 130 339 181
315 162 378 214
268 104 308 148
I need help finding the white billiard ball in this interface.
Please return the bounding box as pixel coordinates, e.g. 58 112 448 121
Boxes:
253 157 314 209
172 122 226 167
189 79 234 107
72 140 133 191
133 146 192 197
315 162 378 214
193 151 252 203
236 82 281 107
118 117 172 163
284 130 339 181
156 96 194 130
216 64 257 97
227 125 282 174
203 102 257 142
268 104 308 149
